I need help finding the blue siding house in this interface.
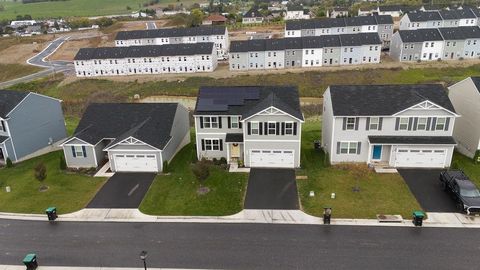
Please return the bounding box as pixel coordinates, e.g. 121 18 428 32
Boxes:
0 90 67 163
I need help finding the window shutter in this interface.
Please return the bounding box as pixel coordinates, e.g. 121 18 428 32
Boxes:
293 122 297 135
228 117 231 129
355 117 359 130
445 117 450 131
218 117 222 128
0 120 5 131
431 118 437 131
365 117 370 130
357 142 361 155
413 117 418 131
276 122 280 135
342 117 347 130
239 117 242 129
395 118 400 130
281 122 285 135
219 139 223 151
201 139 205 150
264 122 268 135
336 142 341 154
378 117 383 130
426 117 432 130
82 146 87 157
259 122 263 135
247 122 251 135
71 146 76 157
200 117 204 128
408 117 414 130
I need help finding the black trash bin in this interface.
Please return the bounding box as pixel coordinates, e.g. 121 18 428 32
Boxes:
412 211 425 227
323 207 332 225
23 253 38 270
46 207 57 221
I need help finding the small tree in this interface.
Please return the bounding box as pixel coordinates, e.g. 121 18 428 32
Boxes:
34 162 47 190
163 160 169 173
350 163 370 192
192 158 210 186
5 157 13 168
59 155 67 170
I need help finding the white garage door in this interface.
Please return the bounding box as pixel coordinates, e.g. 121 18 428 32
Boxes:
113 154 158 172
394 149 446 168
250 150 295 168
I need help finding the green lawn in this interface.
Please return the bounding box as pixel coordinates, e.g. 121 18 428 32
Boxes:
0 151 106 214
139 140 248 216
0 63 42 82
65 115 80 136
297 119 422 219
452 152 480 187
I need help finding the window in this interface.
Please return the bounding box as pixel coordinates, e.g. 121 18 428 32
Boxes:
203 116 218 128
436 117 446 130
268 122 276 135
346 117 356 130
285 122 294 135
399 118 409 130
204 139 220 151
417 117 427 130
231 117 239 129
73 146 84 157
369 117 379 130
251 122 259 135
340 142 358 154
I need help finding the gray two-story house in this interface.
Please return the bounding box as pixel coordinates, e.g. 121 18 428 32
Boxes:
322 84 459 168
194 86 304 168
62 103 190 172
0 90 67 163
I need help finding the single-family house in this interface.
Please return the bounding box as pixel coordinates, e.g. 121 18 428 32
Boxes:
285 5 310 20
328 7 349 18
243 7 264 24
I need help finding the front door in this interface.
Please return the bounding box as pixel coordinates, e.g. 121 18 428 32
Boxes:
231 144 240 158
372 145 382 160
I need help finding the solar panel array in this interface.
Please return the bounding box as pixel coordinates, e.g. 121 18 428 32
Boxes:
196 87 260 112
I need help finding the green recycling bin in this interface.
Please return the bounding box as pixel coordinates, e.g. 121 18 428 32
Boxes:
23 253 38 270
46 207 57 221
412 211 425 226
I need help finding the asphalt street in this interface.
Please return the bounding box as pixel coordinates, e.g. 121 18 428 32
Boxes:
0 220 479 269
146 21 157 29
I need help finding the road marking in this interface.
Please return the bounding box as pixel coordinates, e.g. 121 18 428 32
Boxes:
128 184 140 196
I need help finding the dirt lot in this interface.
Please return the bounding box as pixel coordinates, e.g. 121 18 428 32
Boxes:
0 35 55 64
229 24 285 41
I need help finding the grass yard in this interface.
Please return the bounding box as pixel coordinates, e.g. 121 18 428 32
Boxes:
0 151 106 214
452 152 480 187
297 119 422 219
65 115 80 136
140 140 248 216
0 63 42 82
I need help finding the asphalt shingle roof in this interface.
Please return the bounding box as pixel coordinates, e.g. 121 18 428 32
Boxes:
72 103 179 149
438 26 480 40
115 25 226 40
368 136 456 145
471 77 480 93
285 15 392 30
244 7 262 18
328 84 456 116
74 43 214 60
398 28 443 42
407 11 443 22
194 86 303 121
0 90 28 118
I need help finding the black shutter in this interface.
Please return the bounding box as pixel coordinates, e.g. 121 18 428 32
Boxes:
259 122 263 135
426 117 432 130
355 117 360 130
395 118 400 130
200 117 204 128
276 122 280 135
413 117 418 131
431 118 437 131
82 146 87 157
336 142 341 154
357 142 361 155
0 121 5 131
445 117 450 131
366 117 370 130
219 139 223 151
293 122 297 135
201 139 205 150
378 117 383 130
408 117 413 130
247 122 251 135
218 117 222 128
342 117 347 130
281 122 285 135
239 117 243 129
71 146 76 157
227 117 231 129
264 122 268 135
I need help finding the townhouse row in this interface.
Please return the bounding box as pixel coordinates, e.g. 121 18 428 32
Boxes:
114 25 229 60
229 33 382 71
74 43 217 77
400 8 480 30
284 15 394 48
390 26 480 61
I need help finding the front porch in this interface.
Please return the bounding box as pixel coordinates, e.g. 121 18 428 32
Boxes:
225 133 244 166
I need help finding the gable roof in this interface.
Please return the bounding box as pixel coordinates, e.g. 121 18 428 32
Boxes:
285 15 392 30
0 90 29 118
115 25 226 41
204 14 227 22
397 28 443 42
407 11 442 22
71 103 179 149
438 26 480 40
328 84 456 116
471 77 480 93
194 86 303 121
244 7 263 18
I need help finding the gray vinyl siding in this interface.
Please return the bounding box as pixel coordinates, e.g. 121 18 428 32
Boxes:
7 94 67 162
230 52 248 70
378 24 394 48
94 140 110 165
196 133 227 160
109 150 162 172
389 32 403 60
340 46 362 65
443 40 464 59
265 50 285 69
390 33 423 62
63 143 98 168
284 49 303 68
248 51 265 69
162 104 191 163
362 45 381 63
321 88 334 153
321 47 341 65
4 139 15 161
463 38 480 58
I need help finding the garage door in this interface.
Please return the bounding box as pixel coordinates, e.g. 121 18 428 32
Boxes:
394 149 446 168
250 150 295 168
113 154 158 172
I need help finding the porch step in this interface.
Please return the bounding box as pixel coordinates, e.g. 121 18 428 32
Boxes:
374 166 398 174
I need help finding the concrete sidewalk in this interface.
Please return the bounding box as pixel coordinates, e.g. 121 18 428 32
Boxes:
1 209 480 228
1 266 196 270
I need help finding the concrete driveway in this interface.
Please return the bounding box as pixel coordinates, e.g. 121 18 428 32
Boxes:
399 169 458 212
244 168 299 210
87 173 156 208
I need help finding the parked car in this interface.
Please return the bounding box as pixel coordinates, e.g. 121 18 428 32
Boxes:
439 170 480 215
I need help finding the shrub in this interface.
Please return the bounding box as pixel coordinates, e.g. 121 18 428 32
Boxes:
192 158 211 186
163 161 169 173
59 155 67 170
219 157 227 165
5 158 13 168
474 150 480 164
450 160 461 170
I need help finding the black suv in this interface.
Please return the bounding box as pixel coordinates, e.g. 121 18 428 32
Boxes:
439 170 480 215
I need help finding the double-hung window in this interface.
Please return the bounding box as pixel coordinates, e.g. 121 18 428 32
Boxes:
285 122 294 135
204 139 220 151
74 146 84 157
231 117 239 129
340 142 358 154
251 122 259 135
399 118 409 130
203 117 218 128
369 117 379 130
435 117 446 130
346 117 356 130
417 117 427 130
268 122 276 135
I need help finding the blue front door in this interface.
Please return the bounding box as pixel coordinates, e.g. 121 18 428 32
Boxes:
372 145 382 160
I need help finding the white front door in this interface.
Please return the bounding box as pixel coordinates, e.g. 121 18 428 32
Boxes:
394 148 446 168
113 154 158 172
249 149 295 168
